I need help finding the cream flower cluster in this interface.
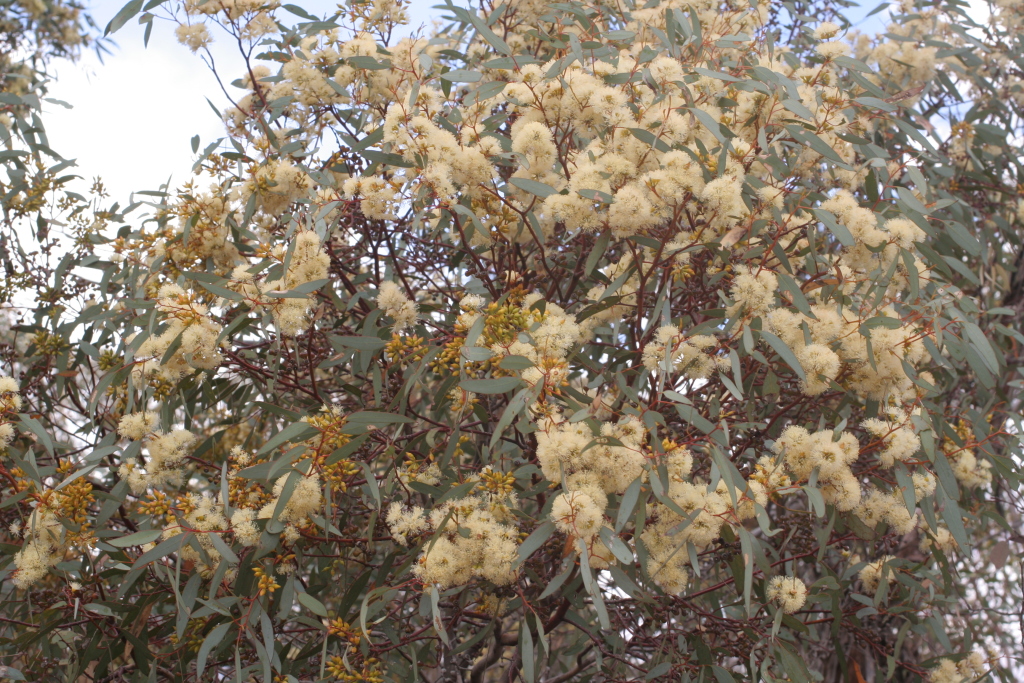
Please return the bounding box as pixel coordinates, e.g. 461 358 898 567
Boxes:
642 325 720 379
766 305 846 397
536 416 647 530
12 508 65 589
772 425 861 511
260 471 323 541
858 555 897 592
310 0 881 253
174 23 211 52
820 190 926 289
411 494 520 589
640 447 760 595
241 159 311 217
159 189 240 272
945 441 993 490
767 575 808 614
727 267 779 319
761 195 932 405
133 284 225 382
856 486 917 535
117 411 197 493
385 503 429 546
0 375 21 448
230 229 330 336
862 408 921 468
482 294 589 392
929 652 990 683
854 12 941 107
376 281 418 333
163 493 229 569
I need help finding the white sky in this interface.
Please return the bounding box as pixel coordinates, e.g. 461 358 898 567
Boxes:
44 0 439 203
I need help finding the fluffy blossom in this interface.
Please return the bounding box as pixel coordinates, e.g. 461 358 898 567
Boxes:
175 23 212 51
727 266 777 318
377 281 418 332
386 502 429 545
551 491 604 540
414 495 520 588
772 425 862 510
859 555 897 592
767 576 807 613
117 411 160 441
231 508 261 547
12 508 65 589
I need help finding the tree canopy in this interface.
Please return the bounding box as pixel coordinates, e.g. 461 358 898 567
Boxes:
1 0 1023 681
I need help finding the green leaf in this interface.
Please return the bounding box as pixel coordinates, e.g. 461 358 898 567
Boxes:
208 532 239 565
689 107 729 142
674 402 717 435
616 477 642 533
521 618 536 683
760 331 806 381
17 414 54 455
776 273 812 316
257 422 318 456
509 177 556 198
498 355 535 370
462 346 494 361
130 534 185 572
944 220 982 256
940 499 969 552
329 335 386 352
598 527 633 564
348 56 390 70
428 586 449 645
646 663 672 680
811 209 855 248
853 96 897 112
346 411 413 425
692 67 742 82
804 485 825 517
444 1 512 55
785 124 849 165
775 641 811 681
196 622 231 679
105 0 144 35
282 3 316 19
897 187 928 214
577 538 610 629
436 480 477 506
860 316 903 334
263 278 328 298
577 188 614 203
962 322 999 374
298 592 329 618
490 383 543 449
469 81 508 102
516 521 555 568
585 231 611 277
440 69 483 83
190 278 243 301
781 98 814 120
459 377 522 394
107 529 163 548
627 128 672 153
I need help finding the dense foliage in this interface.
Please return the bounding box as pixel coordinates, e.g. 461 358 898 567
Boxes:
1 0 1024 681
0 0 102 304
